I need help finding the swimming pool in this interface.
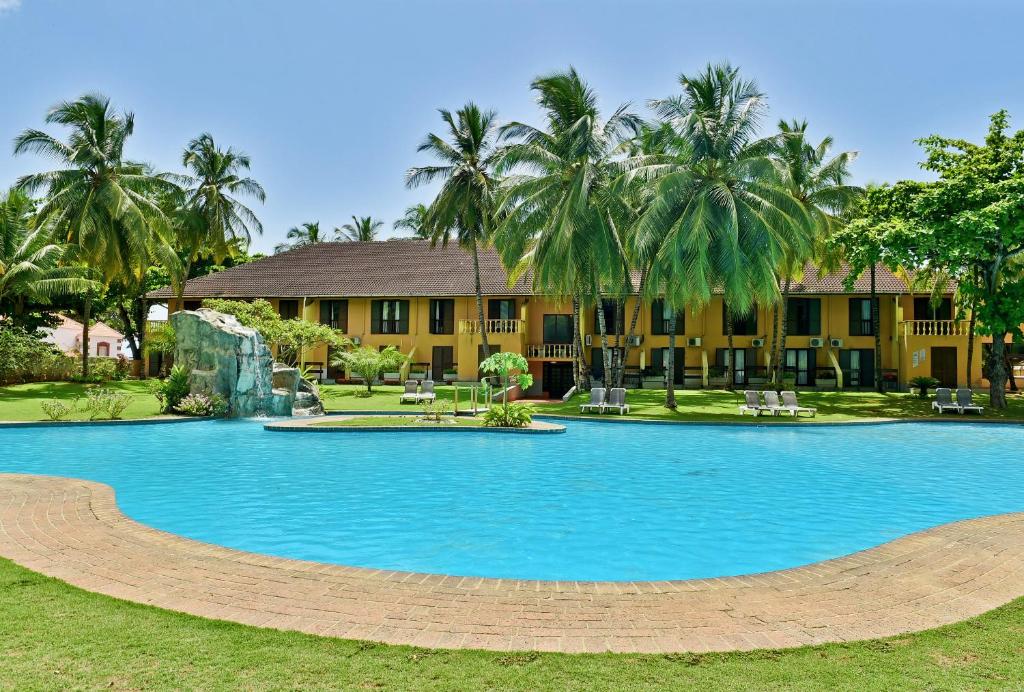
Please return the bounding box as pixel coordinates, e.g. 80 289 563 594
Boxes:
2 419 1022 581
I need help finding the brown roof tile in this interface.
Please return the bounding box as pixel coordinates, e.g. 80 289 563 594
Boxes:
147 240 913 300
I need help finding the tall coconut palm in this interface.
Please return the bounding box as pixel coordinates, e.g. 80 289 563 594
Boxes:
393 203 431 238
172 133 265 297
335 215 383 242
0 188 96 315
495 68 641 389
406 103 504 359
274 221 325 253
14 93 178 376
635 64 812 405
769 119 862 387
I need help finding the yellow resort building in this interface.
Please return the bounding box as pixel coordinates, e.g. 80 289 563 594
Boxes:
148 239 1007 398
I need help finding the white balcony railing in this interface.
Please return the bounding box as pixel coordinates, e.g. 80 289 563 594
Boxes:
458 319 525 335
526 343 575 360
901 319 970 337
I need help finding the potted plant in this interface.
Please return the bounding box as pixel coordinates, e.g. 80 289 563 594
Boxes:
442 367 458 383
408 366 427 381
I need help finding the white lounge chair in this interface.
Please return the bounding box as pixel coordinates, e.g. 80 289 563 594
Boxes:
605 388 630 415
419 379 437 402
399 380 419 403
762 390 784 416
739 390 768 416
932 387 959 414
780 390 817 417
580 387 606 414
955 388 984 414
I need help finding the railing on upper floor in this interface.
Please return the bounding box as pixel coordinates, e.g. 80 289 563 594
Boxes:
900 320 972 337
458 318 526 335
526 343 575 359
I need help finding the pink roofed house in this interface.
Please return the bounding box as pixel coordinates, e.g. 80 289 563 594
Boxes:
42 315 124 358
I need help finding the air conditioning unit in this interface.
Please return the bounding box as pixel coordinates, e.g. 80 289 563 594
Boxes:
751 337 765 348
687 337 702 347
628 335 643 346
584 334 593 346
829 338 844 348
809 337 825 348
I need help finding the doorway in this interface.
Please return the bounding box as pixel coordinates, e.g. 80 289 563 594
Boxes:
431 345 454 381
542 362 575 399
931 347 958 388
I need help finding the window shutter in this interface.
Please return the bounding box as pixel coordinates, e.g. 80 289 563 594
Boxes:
338 300 348 332
398 300 410 333
320 301 330 325
652 300 664 335
848 299 859 336
371 301 382 333
809 299 821 335
444 300 454 333
651 348 664 372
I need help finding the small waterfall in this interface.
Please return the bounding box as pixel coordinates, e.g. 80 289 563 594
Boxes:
248 333 269 418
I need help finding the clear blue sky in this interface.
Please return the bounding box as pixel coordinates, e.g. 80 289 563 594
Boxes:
2 0 1023 254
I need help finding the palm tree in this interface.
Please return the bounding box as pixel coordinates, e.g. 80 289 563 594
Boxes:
14 93 178 376
393 204 431 238
769 119 862 387
406 103 504 359
274 221 325 253
335 215 383 242
635 64 812 405
0 187 96 316
172 133 265 297
496 68 641 389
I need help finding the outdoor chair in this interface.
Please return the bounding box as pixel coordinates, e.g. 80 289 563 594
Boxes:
955 388 984 414
932 387 959 414
419 379 437 402
400 380 420 403
580 387 606 414
739 390 768 416
605 388 630 415
780 390 817 417
762 389 784 416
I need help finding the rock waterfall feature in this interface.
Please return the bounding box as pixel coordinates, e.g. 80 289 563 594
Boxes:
170 308 324 418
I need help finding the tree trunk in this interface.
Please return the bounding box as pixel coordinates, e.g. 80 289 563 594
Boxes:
572 296 583 391
769 302 779 384
987 332 1009 409
134 296 147 379
118 304 142 360
871 265 883 393
617 270 647 389
175 258 193 302
81 295 91 378
613 298 625 385
725 304 735 390
595 297 612 391
472 242 490 360
665 313 677 409
966 297 978 389
773 277 792 388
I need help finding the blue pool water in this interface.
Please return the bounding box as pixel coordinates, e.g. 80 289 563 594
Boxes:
2 419 1023 581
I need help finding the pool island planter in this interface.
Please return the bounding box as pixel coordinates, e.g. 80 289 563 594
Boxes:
1 473 1023 655
264 415 565 433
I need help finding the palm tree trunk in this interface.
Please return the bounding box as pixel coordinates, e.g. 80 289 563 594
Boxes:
966 296 978 388
725 304 735 390
175 258 193 302
769 302 779 384
871 264 883 393
472 242 490 359
774 277 792 388
572 296 583 391
988 333 1009 409
617 270 647 389
595 297 612 390
665 313 677 409
81 294 91 378
613 298 625 384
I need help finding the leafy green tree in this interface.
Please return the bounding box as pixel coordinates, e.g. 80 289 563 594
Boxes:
393 204 431 238
171 133 265 296
496 69 641 389
406 103 504 359
479 351 534 424
274 222 325 254
14 93 179 377
201 298 343 362
331 345 407 392
335 215 383 242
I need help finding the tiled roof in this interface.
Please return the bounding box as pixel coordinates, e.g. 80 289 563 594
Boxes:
55 315 124 339
147 239 913 300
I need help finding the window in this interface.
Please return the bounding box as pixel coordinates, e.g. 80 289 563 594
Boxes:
319 300 348 331
913 297 953 321
487 299 516 320
96 342 110 357
650 299 685 335
715 348 757 384
724 306 757 336
848 298 877 336
592 299 623 335
371 299 409 334
429 299 455 334
786 298 821 336
651 347 685 381
278 299 299 319
183 300 201 311
543 314 573 344
839 349 875 387
785 348 817 385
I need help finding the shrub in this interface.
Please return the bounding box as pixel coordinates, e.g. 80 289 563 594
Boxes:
114 355 132 380
910 375 941 399
173 393 228 417
40 400 72 421
79 388 132 420
0 324 76 385
482 402 532 428
151 365 191 413
420 398 452 422
331 346 408 393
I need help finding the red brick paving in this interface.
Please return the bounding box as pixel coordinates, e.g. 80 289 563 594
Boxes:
2 473 1023 653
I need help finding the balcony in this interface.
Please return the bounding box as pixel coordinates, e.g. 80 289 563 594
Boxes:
900 320 972 337
526 343 575 360
458 319 525 335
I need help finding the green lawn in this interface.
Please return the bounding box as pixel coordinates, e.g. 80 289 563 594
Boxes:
313 415 486 428
0 381 160 421
1 557 1022 689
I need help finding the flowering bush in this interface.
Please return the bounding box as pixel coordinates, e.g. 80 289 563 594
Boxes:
173 393 228 417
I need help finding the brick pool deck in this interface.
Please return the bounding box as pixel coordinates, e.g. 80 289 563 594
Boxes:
2 473 1024 654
